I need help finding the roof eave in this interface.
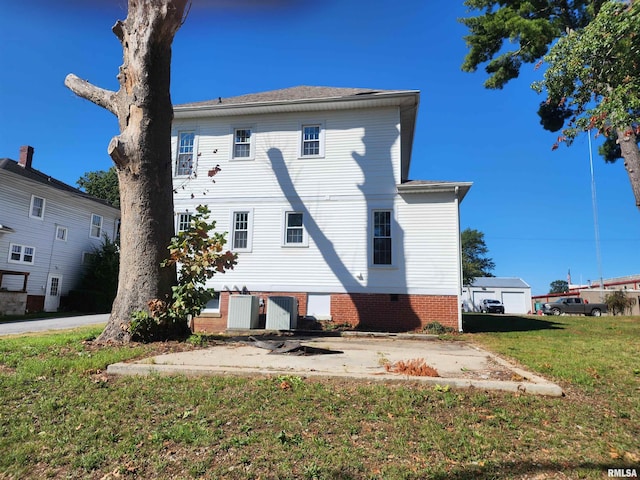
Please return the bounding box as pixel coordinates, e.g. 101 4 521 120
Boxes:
397 181 473 202
173 90 420 118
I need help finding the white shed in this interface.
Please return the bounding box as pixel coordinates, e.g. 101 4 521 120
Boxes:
462 277 532 314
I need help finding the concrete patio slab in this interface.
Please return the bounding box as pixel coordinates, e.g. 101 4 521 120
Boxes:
107 334 563 396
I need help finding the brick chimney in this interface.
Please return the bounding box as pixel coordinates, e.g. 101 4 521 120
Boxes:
18 145 34 169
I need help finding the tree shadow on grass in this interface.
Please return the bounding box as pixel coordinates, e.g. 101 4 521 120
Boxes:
463 313 565 333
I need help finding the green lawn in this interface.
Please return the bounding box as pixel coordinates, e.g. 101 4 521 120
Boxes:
0 315 638 479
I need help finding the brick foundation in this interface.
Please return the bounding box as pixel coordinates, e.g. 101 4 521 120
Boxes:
193 291 459 333
331 293 459 332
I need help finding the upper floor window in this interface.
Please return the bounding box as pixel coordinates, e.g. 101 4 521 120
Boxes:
234 129 251 158
30 195 45 219
300 123 324 157
231 210 253 252
176 213 192 233
373 210 392 266
283 211 307 247
90 214 103 239
9 243 35 264
176 132 195 176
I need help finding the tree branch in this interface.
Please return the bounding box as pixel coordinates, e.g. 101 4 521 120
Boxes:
64 74 118 116
108 136 128 168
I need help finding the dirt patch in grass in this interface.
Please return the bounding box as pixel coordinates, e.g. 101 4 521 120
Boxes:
0 364 15 375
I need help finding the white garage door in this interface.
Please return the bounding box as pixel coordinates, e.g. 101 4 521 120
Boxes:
472 291 496 312
501 291 527 314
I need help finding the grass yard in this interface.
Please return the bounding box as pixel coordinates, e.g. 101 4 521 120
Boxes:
0 315 638 479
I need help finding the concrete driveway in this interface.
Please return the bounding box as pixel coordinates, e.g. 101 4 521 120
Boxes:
108 333 563 396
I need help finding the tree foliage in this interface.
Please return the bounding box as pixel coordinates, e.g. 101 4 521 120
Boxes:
549 279 569 294
532 1 640 206
462 1 640 209
461 228 495 286
77 166 120 207
460 0 603 89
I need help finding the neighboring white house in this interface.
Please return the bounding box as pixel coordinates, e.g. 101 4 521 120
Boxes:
463 277 532 314
0 146 120 314
171 86 472 332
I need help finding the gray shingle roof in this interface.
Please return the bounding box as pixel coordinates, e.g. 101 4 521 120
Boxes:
471 277 530 289
176 85 409 108
0 158 118 209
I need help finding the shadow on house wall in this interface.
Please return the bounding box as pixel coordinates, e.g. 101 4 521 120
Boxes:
266 118 422 331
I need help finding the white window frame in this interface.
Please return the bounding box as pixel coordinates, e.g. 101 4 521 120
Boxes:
282 210 308 247
231 126 255 160
176 212 193 233
90 214 103 239
230 209 253 252
8 243 35 265
371 209 394 267
29 195 45 220
175 131 196 176
202 292 221 313
299 122 325 158
56 226 68 242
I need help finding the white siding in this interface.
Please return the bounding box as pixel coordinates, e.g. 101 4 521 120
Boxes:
172 107 401 203
395 192 461 295
172 103 461 297
0 170 120 299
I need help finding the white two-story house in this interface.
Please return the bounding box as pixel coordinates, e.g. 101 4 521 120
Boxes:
0 146 120 314
171 86 471 332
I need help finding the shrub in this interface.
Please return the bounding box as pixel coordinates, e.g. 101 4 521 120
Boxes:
604 290 636 316
422 321 454 335
130 205 237 342
69 236 119 313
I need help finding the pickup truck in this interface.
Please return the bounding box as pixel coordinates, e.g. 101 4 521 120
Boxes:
542 297 607 316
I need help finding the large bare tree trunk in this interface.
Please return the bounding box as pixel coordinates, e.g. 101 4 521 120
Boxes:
65 0 188 342
616 128 640 210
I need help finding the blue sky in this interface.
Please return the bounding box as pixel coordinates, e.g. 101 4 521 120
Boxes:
1 0 639 295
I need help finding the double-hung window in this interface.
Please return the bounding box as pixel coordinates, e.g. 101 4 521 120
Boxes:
284 211 307 246
176 132 195 176
30 195 45 219
373 210 392 265
90 214 103 239
300 123 324 157
176 213 192 232
233 128 252 158
302 125 320 156
56 226 68 241
9 244 35 264
231 210 253 252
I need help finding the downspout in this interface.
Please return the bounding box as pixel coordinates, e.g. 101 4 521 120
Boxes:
454 186 463 332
